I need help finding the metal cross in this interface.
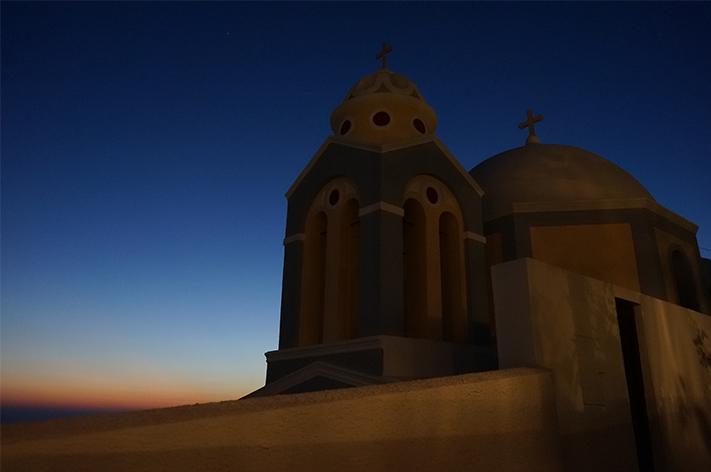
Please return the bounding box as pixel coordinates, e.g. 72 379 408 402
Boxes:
518 109 544 144
376 43 393 70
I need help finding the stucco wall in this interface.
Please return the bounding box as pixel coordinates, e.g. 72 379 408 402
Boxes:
530 223 640 291
492 258 711 472
2 368 562 472
492 257 639 471
654 226 709 313
280 140 490 348
636 295 711 471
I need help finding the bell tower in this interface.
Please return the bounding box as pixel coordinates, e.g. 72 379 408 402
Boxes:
248 47 494 397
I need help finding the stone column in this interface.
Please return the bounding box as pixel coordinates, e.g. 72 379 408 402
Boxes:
279 238 303 349
358 207 405 336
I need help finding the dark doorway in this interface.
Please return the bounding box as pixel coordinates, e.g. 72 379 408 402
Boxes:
615 298 655 471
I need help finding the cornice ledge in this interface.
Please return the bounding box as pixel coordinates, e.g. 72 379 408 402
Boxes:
503 197 697 233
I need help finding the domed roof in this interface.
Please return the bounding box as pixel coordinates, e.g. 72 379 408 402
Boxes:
343 69 423 101
469 144 655 221
330 68 438 147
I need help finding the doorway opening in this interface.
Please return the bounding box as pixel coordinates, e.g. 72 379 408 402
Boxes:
615 298 654 471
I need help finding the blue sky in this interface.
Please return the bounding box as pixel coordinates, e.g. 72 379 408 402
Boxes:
2 2 710 411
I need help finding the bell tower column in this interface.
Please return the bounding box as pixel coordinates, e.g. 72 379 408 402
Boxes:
278 236 303 349
358 204 405 337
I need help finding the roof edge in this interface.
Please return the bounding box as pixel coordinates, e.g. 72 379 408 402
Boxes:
286 136 484 199
488 197 697 233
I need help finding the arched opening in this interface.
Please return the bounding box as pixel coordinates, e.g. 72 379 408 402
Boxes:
671 249 699 311
439 212 467 342
299 179 361 345
402 176 471 342
299 211 327 345
403 199 427 338
340 198 360 339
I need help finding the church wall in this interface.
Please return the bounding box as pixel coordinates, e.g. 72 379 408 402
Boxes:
529 222 640 292
492 258 711 472
655 227 710 314
703 258 711 302
634 295 711 471
381 142 490 342
485 232 504 266
289 177 361 347
299 211 327 345
279 240 303 348
285 143 381 236
483 216 518 261
403 199 428 338
265 344 384 384
465 238 493 343
629 212 669 300
264 335 496 386
358 209 405 336
2 369 563 472
282 140 489 343
381 142 484 232
401 174 468 342
492 257 639 472
483 208 681 301
285 141 483 236
281 143 380 348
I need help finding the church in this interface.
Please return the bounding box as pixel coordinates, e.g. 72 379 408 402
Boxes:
4 46 710 472
246 45 711 470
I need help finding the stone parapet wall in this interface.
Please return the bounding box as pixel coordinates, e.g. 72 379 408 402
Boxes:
2 368 562 472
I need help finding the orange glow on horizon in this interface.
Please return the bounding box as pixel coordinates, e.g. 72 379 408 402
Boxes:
1 374 259 410
1 389 251 411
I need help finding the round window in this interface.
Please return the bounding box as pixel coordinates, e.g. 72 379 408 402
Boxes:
413 118 426 134
340 120 352 135
329 189 340 206
372 111 391 126
426 187 439 204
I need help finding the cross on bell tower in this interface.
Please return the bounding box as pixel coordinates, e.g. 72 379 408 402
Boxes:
376 43 393 70
518 109 544 145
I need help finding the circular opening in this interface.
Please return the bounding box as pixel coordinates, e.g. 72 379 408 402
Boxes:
413 118 427 134
372 111 391 127
339 120 352 135
426 187 439 204
328 189 340 206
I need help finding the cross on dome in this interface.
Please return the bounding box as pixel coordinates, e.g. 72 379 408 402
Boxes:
376 43 393 70
518 109 544 145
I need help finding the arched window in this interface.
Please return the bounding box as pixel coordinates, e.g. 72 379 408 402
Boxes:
298 179 360 346
402 176 468 342
671 248 700 311
404 199 427 338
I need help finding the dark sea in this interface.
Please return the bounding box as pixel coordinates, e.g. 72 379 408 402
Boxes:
1 405 134 424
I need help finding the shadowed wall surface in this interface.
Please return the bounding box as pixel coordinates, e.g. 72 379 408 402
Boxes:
492 258 711 472
2 368 562 472
636 296 711 471
530 223 640 291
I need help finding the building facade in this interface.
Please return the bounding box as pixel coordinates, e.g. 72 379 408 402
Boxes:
248 52 710 406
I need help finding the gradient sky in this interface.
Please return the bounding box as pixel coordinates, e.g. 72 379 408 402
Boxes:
2 2 710 413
